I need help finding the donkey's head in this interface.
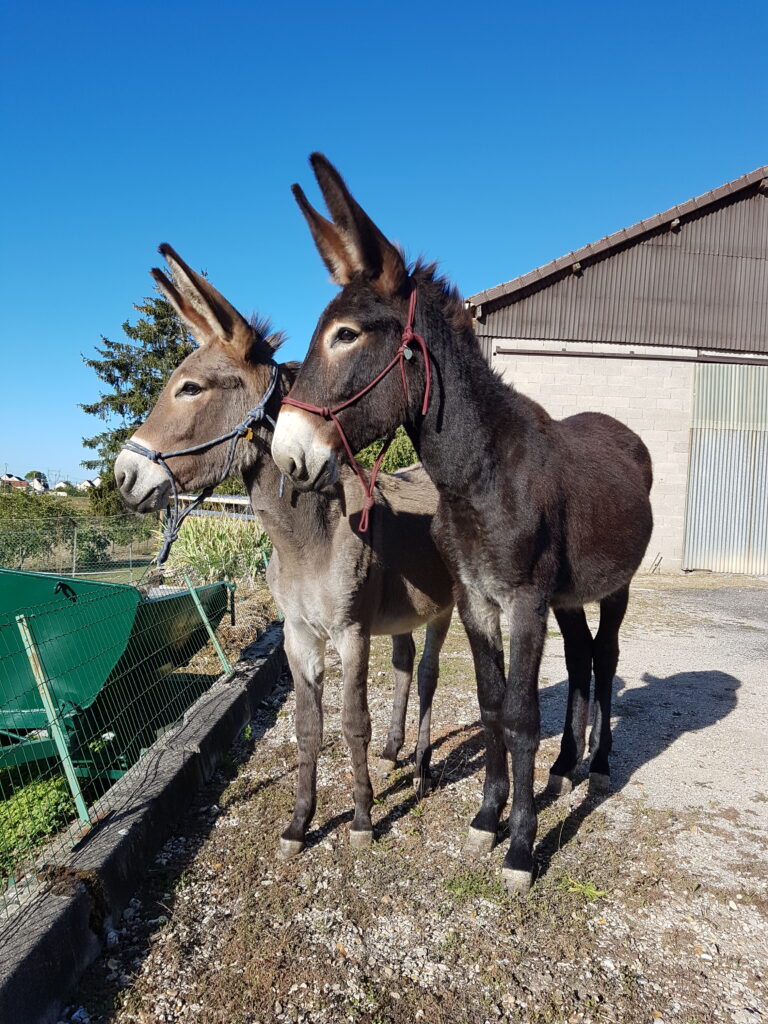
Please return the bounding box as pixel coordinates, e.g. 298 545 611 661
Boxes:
272 154 431 491
115 245 282 511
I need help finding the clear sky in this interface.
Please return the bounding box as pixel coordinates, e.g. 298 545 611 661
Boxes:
1 0 766 482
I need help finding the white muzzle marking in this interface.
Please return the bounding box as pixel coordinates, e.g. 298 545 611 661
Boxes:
114 438 172 511
272 407 334 488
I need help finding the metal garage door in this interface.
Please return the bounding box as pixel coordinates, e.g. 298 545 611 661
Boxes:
683 363 768 574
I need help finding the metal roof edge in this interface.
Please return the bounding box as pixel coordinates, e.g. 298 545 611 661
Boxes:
467 165 768 308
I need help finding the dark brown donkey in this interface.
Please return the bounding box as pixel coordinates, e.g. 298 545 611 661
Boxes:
114 246 454 857
272 155 653 892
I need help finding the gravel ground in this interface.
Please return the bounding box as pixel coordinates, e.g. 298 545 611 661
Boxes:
67 574 767 1024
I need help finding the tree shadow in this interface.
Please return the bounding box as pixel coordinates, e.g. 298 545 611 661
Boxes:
533 668 741 878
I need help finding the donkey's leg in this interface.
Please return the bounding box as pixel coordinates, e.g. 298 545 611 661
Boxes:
336 626 375 847
379 633 416 767
502 587 548 894
588 585 629 794
548 606 594 794
279 618 325 860
414 607 453 798
458 589 507 856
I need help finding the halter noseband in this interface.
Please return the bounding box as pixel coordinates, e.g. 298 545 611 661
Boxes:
281 287 431 533
121 361 280 565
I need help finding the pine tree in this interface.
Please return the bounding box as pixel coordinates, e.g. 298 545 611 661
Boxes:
81 294 195 516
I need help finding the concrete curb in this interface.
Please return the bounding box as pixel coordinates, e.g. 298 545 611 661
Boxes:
0 622 285 1024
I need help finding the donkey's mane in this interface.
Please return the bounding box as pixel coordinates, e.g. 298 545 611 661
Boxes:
249 314 286 355
410 259 474 335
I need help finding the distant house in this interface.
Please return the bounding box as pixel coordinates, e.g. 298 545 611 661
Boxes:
76 477 101 492
1 474 29 490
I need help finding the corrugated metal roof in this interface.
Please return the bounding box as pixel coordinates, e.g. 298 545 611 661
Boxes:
469 166 768 355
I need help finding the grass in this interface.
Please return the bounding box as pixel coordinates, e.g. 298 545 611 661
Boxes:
444 868 507 904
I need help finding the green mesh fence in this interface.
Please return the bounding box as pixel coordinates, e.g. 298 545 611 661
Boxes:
0 565 235 922
0 512 159 583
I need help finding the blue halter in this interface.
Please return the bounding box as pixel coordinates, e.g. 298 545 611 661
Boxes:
121 361 280 565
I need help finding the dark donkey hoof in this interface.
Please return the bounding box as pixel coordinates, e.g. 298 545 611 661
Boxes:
278 836 305 861
464 826 497 857
501 866 533 895
547 772 574 796
413 768 433 798
349 828 373 850
588 771 611 795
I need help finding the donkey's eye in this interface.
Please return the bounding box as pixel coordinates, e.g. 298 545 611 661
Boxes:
177 382 203 397
336 327 359 343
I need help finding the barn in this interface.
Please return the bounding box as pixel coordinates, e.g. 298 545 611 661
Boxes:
468 166 768 574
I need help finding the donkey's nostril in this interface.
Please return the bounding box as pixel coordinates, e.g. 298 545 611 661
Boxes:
115 464 136 494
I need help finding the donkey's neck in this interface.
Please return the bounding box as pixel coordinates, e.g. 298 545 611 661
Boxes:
407 281 532 495
240 364 338 559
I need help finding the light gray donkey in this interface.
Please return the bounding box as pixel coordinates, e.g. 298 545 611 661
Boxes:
114 246 455 857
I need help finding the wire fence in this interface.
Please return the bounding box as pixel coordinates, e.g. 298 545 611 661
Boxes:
0 509 275 923
0 512 159 583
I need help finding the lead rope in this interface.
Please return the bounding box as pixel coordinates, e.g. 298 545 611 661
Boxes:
282 287 430 533
122 361 280 565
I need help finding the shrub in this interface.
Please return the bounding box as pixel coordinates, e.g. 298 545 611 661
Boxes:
157 514 272 584
0 774 74 879
356 426 418 474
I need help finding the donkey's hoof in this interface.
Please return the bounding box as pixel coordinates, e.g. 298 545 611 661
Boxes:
465 826 496 857
349 829 373 850
374 756 398 776
588 772 611 794
547 773 573 796
413 773 433 797
501 867 532 895
278 837 304 861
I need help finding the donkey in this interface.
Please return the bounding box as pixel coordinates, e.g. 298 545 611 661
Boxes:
114 245 454 858
272 155 654 892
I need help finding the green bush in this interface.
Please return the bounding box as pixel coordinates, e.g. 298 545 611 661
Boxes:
0 774 74 879
356 426 418 474
158 514 272 584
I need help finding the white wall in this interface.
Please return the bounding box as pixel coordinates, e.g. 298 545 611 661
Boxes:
492 339 696 573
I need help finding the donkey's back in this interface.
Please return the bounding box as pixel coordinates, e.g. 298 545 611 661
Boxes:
552 411 653 607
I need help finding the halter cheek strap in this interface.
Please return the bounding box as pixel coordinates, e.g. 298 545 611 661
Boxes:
282 288 431 534
122 361 280 565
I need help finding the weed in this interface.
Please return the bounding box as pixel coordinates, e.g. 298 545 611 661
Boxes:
445 868 506 904
557 873 609 901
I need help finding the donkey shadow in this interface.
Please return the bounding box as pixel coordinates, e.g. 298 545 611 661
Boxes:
304 667 739 859
533 668 741 876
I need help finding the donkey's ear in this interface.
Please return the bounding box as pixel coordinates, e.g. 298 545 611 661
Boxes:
306 153 408 297
152 244 255 356
291 184 357 285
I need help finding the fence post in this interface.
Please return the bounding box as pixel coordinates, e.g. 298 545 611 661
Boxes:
182 573 232 675
15 614 91 826
71 527 77 577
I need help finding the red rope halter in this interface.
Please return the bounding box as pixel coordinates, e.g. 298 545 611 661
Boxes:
282 287 431 533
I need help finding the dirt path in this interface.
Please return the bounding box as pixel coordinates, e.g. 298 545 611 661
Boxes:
73 575 767 1024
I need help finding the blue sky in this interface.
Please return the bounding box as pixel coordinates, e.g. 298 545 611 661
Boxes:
1 0 766 482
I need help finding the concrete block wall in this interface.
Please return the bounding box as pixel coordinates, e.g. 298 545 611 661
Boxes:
491 340 695 572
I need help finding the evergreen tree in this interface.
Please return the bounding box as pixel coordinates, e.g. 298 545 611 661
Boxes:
81 294 195 516
24 470 49 489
